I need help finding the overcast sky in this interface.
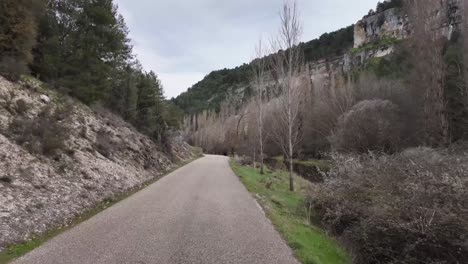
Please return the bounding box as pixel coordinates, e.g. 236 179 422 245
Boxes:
114 0 380 98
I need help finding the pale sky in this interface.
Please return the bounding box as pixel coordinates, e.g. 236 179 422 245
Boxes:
114 0 380 98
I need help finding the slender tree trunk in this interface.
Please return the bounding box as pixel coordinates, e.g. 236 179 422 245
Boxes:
260 138 264 174
288 84 294 192
289 157 294 192
253 144 257 169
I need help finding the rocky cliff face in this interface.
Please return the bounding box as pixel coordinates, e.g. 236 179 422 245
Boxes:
354 8 409 49
354 0 462 49
309 0 463 91
0 76 196 252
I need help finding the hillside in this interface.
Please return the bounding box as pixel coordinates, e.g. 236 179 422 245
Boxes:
173 25 354 114
0 76 196 252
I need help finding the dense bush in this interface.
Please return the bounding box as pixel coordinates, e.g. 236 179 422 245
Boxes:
310 146 468 264
94 128 115 158
8 106 70 156
330 99 402 153
0 0 44 80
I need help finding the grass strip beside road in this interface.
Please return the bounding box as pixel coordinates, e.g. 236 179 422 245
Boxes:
0 156 202 264
230 160 350 264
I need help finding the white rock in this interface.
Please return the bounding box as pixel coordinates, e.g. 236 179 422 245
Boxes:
40 94 51 104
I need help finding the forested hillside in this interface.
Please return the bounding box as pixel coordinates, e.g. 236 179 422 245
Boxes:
173 25 354 114
0 0 182 145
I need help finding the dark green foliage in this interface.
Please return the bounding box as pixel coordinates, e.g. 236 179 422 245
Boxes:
174 64 251 114
164 101 184 129
0 0 182 148
106 63 140 123
376 0 403 13
301 25 354 62
32 0 131 104
135 71 167 140
363 44 411 78
444 32 468 141
366 0 403 17
0 0 45 80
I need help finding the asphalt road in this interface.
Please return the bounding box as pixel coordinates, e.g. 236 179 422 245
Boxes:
14 155 298 264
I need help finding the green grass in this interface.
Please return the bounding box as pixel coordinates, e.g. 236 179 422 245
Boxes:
230 161 350 264
272 156 331 172
0 156 202 264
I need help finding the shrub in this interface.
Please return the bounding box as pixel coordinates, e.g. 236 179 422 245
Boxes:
95 128 115 158
8 106 70 156
310 147 468 264
0 57 29 82
330 99 402 153
15 99 29 115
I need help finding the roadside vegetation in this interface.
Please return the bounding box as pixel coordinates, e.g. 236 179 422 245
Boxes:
230 160 350 264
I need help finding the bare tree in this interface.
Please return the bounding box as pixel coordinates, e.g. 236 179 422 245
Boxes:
251 39 268 174
463 0 468 105
404 0 450 146
270 0 304 191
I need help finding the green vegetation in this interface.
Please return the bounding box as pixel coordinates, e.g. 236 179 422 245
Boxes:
174 26 354 115
0 0 45 81
272 156 331 172
230 161 349 264
0 156 202 264
365 0 403 17
444 32 468 141
0 0 183 147
301 25 354 62
351 37 401 54
173 65 252 114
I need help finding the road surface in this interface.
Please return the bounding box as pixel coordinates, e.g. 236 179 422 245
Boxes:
14 155 298 264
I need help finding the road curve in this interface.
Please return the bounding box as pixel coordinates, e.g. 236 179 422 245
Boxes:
13 155 298 264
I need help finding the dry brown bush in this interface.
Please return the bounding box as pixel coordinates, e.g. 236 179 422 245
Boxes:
310 147 468 264
8 106 70 156
330 99 402 153
95 128 116 158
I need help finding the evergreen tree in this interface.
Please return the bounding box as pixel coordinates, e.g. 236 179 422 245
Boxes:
0 0 45 80
136 71 166 140
33 0 131 104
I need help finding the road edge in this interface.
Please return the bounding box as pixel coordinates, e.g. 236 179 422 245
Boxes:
0 155 203 264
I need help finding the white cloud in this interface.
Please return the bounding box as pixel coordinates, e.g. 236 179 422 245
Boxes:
159 72 206 99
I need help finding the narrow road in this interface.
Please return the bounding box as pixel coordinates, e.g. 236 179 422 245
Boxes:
14 155 298 264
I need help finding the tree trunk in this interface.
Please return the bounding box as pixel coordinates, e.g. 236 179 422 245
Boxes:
260 131 264 174
289 156 294 192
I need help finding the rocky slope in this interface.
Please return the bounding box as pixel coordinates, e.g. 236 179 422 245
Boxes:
0 76 196 252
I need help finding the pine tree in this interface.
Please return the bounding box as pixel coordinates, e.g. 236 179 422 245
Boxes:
33 0 131 104
0 0 45 80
